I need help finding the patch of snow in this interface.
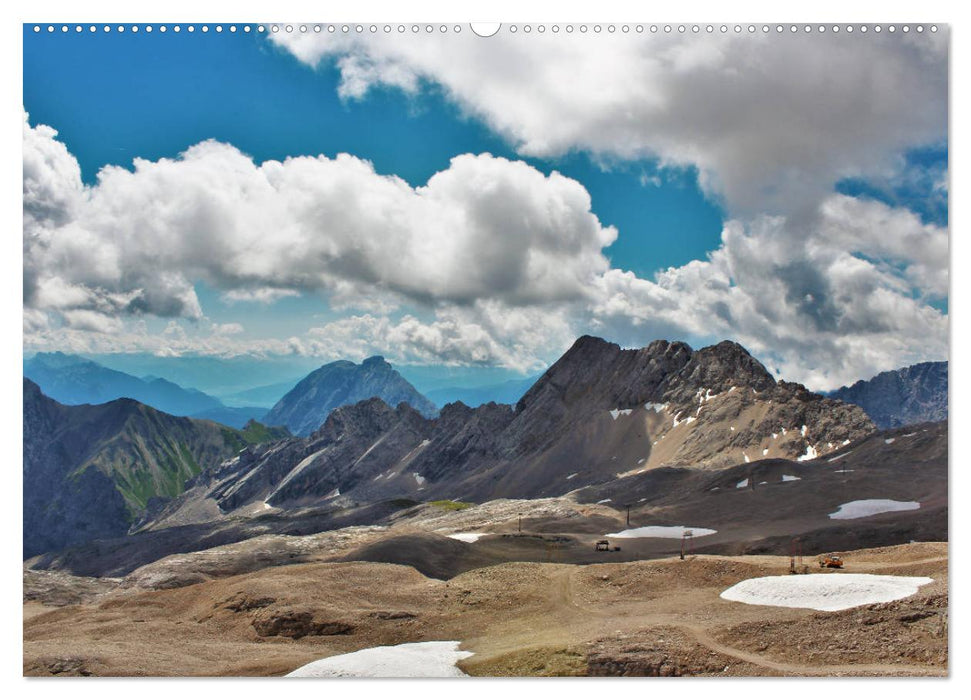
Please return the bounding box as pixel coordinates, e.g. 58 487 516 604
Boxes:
762 448 769 456
801 425 808 437
797 444 819 462
781 428 787 436
286 641 473 678
736 479 749 489
710 487 720 491
772 433 778 440
829 499 920 520
448 533 484 543
885 437 896 444
609 408 634 420
597 498 612 504
566 472 578 480
901 432 917 438
637 458 645 464
828 450 853 462
759 481 768 485
781 474 801 482
730 426 735 432
720 574 933 612
606 525 717 539
325 488 340 499
413 473 426 486
743 454 750 463
644 402 667 413
842 439 851 446
419 439 431 448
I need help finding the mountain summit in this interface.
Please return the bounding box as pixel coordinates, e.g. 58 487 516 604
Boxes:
262 356 437 436
151 336 875 522
828 361 948 429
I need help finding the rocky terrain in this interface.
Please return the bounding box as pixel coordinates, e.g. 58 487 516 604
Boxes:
262 355 438 436
23 542 947 677
24 417 945 584
22 335 949 677
23 379 287 557
829 361 948 429
141 336 873 525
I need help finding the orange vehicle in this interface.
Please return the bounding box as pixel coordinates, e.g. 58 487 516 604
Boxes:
818 554 844 569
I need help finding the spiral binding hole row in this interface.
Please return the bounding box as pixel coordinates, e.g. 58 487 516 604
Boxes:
31 24 941 35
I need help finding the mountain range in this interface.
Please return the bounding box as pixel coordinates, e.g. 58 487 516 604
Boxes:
24 352 267 428
22 378 288 557
828 361 948 429
24 335 950 573
145 336 874 525
262 355 438 436
424 375 538 408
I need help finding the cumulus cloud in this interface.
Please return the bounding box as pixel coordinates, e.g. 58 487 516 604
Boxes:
22 109 948 389
270 29 947 219
221 287 301 305
589 198 948 388
23 116 615 325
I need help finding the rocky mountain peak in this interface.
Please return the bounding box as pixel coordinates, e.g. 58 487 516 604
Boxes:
828 360 948 429
263 357 437 436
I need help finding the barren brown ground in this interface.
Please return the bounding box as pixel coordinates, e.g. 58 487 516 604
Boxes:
23 541 947 677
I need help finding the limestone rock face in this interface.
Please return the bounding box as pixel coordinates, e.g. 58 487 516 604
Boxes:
149 336 876 523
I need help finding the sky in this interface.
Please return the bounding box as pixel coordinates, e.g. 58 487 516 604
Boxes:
22 24 949 391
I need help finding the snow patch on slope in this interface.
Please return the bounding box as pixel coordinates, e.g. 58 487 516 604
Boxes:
720 574 933 612
829 499 920 520
447 533 484 543
286 641 473 677
605 525 717 539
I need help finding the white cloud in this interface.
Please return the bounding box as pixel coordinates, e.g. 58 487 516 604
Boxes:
23 117 615 323
212 322 245 335
221 287 300 304
22 112 948 389
588 199 948 388
270 29 947 218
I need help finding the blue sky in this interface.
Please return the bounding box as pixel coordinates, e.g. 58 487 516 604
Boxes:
22 25 949 391
23 27 725 278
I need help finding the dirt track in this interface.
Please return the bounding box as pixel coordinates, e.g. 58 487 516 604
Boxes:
23 541 947 677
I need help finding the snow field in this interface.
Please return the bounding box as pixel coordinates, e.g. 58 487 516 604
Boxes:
286 641 473 677
447 533 485 543
829 499 920 520
605 525 717 539
720 574 933 612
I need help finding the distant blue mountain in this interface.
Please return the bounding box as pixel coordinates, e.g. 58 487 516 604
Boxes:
24 352 231 420
827 361 948 429
425 375 539 408
190 405 270 428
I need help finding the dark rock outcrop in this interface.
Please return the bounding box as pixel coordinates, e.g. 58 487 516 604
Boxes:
149 336 876 522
